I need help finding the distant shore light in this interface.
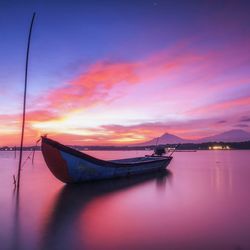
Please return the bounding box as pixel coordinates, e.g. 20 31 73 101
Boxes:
209 145 231 150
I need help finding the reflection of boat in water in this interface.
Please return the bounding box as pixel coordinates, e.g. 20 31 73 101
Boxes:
41 137 173 183
41 170 172 250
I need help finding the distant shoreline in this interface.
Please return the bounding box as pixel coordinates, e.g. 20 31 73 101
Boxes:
1 141 250 151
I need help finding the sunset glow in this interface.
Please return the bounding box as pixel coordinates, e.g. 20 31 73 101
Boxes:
1 1 250 146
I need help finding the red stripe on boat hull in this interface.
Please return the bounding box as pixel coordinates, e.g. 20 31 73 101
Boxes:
41 141 72 183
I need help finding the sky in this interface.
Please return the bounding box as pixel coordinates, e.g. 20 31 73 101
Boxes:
0 0 250 146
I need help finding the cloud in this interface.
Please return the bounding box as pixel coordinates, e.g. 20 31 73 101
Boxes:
188 96 250 117
1 36 250 145
0 110 61 145
234 124 249 128
39 41 210 115
26 110 59 122
217 120 227 124
240 116 250 122
46 61 140 111
100 118 231 142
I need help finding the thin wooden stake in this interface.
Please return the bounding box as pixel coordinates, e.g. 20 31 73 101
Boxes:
32 147 35 165
13 175 17 186
17 13 36 191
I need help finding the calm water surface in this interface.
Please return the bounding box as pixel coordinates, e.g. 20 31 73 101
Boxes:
0 150 250 250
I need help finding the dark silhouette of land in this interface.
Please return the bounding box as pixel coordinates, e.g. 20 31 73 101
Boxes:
1 129 250 151
1 141 250 151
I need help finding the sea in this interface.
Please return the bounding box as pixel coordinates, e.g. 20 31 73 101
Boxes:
0 150 250 250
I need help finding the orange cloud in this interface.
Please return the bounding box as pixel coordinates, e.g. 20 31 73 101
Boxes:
0 110 61 146
26 110 59 122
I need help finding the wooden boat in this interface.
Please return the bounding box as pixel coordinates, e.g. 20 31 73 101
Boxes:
41 137 173 183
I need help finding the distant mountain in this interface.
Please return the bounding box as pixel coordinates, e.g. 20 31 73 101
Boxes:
138 129 250 146
197 129 250 143
137 133 192 146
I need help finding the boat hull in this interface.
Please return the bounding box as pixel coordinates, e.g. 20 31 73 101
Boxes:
41 137 172 183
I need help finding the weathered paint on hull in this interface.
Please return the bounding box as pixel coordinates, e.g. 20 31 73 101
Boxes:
41 137 172 184
61 151 171 182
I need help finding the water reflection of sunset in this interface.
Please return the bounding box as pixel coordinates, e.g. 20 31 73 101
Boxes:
1 151 250 249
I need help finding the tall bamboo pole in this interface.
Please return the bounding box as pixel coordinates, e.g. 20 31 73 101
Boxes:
17 13 36 191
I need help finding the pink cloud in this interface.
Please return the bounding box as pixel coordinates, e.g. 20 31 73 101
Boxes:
46 62 140 111
40 39 212 115
188 96 250 116
1 36 250 145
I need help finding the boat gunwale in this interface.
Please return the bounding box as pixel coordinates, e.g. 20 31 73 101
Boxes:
41 137 172 168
